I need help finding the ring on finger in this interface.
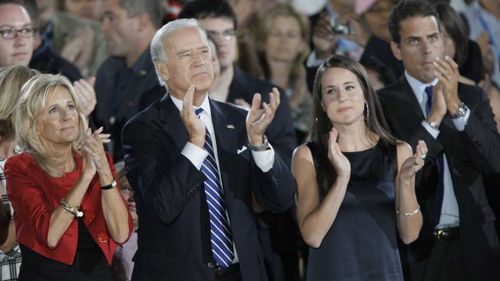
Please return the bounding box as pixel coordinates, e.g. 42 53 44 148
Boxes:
421 154 427 160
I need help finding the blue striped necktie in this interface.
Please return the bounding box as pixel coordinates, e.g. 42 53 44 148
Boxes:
195 108 234 268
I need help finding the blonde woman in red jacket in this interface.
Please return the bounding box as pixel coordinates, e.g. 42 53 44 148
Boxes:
5 74 132 281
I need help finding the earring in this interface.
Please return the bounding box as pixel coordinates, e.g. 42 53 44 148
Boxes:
364 102 370 121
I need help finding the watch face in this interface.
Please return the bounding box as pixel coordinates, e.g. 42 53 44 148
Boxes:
452 103 467 119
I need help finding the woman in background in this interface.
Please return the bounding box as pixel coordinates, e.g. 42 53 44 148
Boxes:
0 65 39 281
254 3 313 142
6 74 132 281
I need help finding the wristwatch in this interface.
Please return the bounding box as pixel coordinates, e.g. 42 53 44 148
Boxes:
450 102 468 119
427 120 439 130
248 136 271 151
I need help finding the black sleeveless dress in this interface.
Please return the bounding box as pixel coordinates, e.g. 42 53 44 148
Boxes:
306 140 404 281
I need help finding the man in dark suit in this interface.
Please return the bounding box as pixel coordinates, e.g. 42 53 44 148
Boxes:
93 0 165 161
121 18 294 281
378 1 500 280
178 3 300 281
177 0 296 166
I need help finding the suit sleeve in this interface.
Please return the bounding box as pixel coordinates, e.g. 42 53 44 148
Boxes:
251 148 295 213
459 89 500 174
264 88 297 168
122 119 205 225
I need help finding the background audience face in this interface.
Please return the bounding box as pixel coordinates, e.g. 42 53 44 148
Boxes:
0 65 39 142
101 0 138 57
158 26 214 96
434 2 468 68
442 29 456 62
198 17 237 71
391 16 443 83
207 39 220 83
0 3 34 67
362 0 394 42
264 15 306 65
63 0 102 21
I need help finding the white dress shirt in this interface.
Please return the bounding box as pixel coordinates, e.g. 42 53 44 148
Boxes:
405 72 471 228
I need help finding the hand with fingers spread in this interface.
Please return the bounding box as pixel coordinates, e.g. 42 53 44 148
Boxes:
327 128 351 178
181 85 205 148
73 77 96 116
399 140 428 185
246 87 280 145
433 56 461 114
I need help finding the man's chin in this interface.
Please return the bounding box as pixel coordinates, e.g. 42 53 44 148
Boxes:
11 59 30 67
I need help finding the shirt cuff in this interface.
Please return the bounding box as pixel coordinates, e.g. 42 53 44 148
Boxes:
421 121 440 139
251 143 275 173
181 142 208 170
306 51 325 68
451 108 470 131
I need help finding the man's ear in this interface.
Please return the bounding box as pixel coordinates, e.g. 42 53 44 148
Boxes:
390 41 402 61
156 61 169 82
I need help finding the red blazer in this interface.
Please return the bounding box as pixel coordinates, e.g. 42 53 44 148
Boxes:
5 152 133 265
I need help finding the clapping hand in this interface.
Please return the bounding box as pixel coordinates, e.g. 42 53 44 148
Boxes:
433 56 461 114
181 85 206 148
399 140 428 185
327 128 350 178
83 127 111 176
246 88 280 145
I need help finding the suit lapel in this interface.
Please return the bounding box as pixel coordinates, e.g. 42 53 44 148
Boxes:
210 101 238 156
394 77 426 121
210 101 239 210
159 96 189 151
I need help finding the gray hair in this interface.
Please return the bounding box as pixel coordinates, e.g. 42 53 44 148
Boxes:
150 18 208 86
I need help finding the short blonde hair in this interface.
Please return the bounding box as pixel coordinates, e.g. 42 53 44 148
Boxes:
15 74 88 158
0 65 39 139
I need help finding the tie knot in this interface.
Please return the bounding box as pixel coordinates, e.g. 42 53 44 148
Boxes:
425 86 433 98
195 107 204 118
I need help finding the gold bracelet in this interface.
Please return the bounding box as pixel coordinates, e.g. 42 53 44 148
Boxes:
60 198 83 218
396 204 420 216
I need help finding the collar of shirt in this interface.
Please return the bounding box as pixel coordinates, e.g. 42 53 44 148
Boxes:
169 94 211 118
130 48 154 76
405 71 438 108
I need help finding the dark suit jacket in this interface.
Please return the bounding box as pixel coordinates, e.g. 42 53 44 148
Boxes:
29 40 82 82
93 49 165 161
378 77 500 279
360 36 404 79
228 67 296 167
121 95 295 281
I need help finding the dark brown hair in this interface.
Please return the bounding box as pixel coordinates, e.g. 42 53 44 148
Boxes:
310 55 397 193
433 2 469 67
